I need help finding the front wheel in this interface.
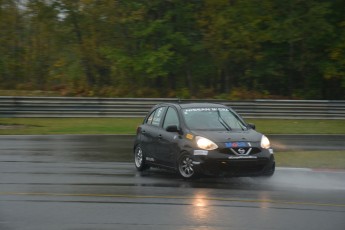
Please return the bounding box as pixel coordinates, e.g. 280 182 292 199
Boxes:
177 153 198 179
134 146 149 171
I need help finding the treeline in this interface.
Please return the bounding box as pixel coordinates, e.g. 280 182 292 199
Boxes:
0 0 344 99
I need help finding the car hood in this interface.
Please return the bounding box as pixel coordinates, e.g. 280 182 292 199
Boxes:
192 129 262 143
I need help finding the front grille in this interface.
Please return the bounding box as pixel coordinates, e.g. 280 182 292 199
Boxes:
219 147 261 155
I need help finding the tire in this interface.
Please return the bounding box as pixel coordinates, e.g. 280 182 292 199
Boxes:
134 145 149 171
177 153 198 179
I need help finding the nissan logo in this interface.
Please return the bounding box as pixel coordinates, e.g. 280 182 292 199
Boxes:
238 148 246 155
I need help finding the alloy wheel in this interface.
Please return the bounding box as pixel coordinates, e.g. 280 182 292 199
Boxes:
134 147 143 168
178 155 195 178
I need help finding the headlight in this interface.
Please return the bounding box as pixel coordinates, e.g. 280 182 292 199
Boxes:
260 135 270 149
196 136 218 150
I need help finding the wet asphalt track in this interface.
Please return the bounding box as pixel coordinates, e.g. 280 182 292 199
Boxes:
0 135 345 230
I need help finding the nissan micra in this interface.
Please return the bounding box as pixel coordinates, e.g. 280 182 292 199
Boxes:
133 103 275 179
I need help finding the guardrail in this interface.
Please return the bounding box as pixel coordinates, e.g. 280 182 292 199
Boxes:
0 96 344 119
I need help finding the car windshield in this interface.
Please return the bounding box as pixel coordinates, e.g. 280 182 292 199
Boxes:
182 107 247 131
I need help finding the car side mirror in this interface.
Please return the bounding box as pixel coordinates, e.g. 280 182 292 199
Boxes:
248 123 256 130
166 125 180 133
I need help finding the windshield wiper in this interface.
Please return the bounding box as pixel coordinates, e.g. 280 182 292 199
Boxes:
217 110 232 131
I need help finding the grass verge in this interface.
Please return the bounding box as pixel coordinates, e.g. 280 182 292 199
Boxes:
275 151 345 170
0 118 143 135
0 118 344 135
246 119 345 134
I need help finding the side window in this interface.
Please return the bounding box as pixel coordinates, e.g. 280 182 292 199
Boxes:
163 107 180 129
146 110 156 125
147 107 167 127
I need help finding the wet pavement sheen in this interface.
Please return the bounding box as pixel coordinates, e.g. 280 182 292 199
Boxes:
0 135 344 230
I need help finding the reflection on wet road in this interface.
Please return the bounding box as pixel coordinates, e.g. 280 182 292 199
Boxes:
0 135 345 230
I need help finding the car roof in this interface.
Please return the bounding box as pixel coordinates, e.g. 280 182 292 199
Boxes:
156 102 228 109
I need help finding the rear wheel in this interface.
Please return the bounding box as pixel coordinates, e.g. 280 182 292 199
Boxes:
134 146 149 171
177 153 197 179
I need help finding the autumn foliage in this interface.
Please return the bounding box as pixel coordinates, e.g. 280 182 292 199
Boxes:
0 0 344 99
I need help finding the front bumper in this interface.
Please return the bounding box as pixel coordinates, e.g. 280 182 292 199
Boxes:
191 148 275 177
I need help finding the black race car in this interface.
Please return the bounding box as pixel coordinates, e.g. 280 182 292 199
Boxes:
133 103 275 179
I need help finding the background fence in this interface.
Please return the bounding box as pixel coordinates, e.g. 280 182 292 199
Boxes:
0 96 344 119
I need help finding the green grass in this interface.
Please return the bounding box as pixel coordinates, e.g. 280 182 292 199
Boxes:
245 119 345 134
0 118 344 135
275 151 345 169
0 118 144 135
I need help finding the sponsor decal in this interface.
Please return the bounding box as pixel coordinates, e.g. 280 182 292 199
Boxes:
186 133 194 140
145 157 155 162
225 142 248 148
193 150 208 156
228 156 257 160
184 108 229 113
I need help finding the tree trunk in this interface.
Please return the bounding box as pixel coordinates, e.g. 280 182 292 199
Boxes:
69 8 95 87
186 69 194 96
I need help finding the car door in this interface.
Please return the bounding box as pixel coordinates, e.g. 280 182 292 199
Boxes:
140 106 167 162
154 107 181 168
